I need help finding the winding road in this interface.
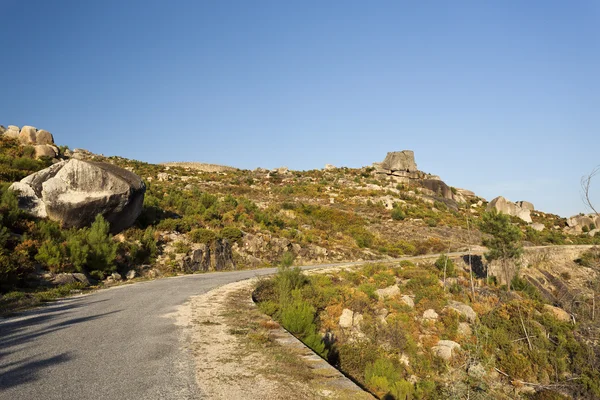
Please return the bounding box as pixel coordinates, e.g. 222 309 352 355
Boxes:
2 246 588 399
1 260 391 400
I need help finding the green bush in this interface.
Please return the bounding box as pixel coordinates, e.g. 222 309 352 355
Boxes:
280 299 316 336
66 233 89 271
391 207 405 221
173 241 191 254
304 331 328 358
358 283 378 300
220 226 243 244
434 254 455 277
364 357 411 398
276 266 306 303
189 228 217 244
35 240 63 271
258 300 279 316
86 215 117 275
352 228 374 248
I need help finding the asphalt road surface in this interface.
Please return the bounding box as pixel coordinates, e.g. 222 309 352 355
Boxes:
0 251 489 400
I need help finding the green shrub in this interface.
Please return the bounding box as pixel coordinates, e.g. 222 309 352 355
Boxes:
373 271 395 288
35 240 63 271
279 251 295 268
189 228 217 244
66 232 89 271
258 300 279 316
275 257 306 305
510 275 543 302
358 283 378 300
364 357 408 398
12 157 40 171
173 241 191 254
352 228 374 248
575 248 600 268
304 331 328 358
85 215 117 276
220 226 243 244
426 218 438 227
280 299 316 336
391 207 405 221
434 254 455 277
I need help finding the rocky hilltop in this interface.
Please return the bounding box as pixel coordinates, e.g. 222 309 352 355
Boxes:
0 124 59 158
372 150 476 203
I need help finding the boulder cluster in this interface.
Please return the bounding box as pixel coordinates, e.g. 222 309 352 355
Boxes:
0 124 59 159
486 196 534 223
565 213 600 236
372 150 475 202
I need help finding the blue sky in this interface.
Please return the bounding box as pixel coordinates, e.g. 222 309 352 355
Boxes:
1 0 598 217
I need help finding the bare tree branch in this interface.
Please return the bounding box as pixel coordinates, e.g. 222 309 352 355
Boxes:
581 165 600 217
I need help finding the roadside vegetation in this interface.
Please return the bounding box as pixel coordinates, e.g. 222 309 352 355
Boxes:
255 248 600 399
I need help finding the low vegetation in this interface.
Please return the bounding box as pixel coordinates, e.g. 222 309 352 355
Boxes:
254 253 600 399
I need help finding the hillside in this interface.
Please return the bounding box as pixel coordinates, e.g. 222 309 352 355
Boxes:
0 125 598 307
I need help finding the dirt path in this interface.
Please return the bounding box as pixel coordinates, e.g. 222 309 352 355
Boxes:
173 278 373 399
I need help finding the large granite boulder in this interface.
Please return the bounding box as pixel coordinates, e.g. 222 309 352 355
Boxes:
381 150 417 172
34 145 58 158
10 159 146 233
35 129 54 145
5 125 20 138
420 179 454 200
19 125 38 144
516 201 534 211
486 196 532 223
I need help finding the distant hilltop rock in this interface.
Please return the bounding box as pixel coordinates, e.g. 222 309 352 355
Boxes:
160 162 237 173
0 124 59 159
380 150 418 173
10 159 146 233
486 196 533 223
372 150 476 203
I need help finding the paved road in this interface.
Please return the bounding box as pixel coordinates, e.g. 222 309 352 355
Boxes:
1 261 390 400
0 245 590 399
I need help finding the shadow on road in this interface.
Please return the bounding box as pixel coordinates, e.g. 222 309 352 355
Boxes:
0 298 121 391
0 352 73 389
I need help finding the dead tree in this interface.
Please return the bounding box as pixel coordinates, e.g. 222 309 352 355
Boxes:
581 165 600 217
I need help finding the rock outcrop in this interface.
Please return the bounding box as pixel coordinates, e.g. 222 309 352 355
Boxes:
10 159 146 233
565 214 600 234
381 150 418 173
432 340 461 361
1 124 58 159
446 301 477 323
422 309 439 320
375 285 400 300
5 125 20 138
543 304 571 323
373 150 433 183
183 244 212 272
373 150 476 203
486 196 533 223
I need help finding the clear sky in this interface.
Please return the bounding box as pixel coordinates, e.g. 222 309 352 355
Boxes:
1 0 598 217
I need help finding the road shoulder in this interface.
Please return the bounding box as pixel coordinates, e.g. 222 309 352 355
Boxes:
171 278 373 399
